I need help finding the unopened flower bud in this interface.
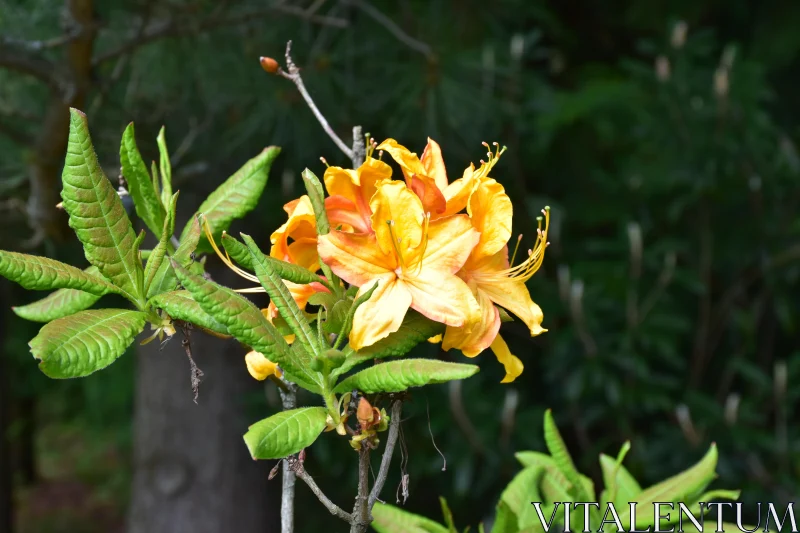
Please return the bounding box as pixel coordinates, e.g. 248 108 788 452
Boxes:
260 56 279 74
357 397 373 428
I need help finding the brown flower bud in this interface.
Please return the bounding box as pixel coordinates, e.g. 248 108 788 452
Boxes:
260 56 279 74
357 397 373 429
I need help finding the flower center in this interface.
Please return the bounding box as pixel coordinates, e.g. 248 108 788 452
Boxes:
386 212 431 277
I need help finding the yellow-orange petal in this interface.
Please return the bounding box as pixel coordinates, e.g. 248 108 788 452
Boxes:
245 351 283 381
405 268 480 328
349 275 411 350
468 178 513 260
420 138 448 191
318 230 395 287
409 174 446 215
369 179 424 258
442 287 500 357
427 334 443 343
419 213 480 275
376 138 426 179
490 335 524 383
434 163 481 219
270 195 317 261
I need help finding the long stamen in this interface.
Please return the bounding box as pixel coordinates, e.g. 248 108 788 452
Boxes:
386 220 406 270
510 234 523 267
202 218 264 292
413 212 431 275
474 141 508 180
476 206 550 283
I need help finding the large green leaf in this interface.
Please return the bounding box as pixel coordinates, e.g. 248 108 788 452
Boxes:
334 358 479 394
145 214 199 299
0 251 117 295
61 108 144 305
599 451 641 509
30 309 146 378
13 287 101 323
491 501 519 533
149 290 228 337
543 410 594 503
333 311 444 377
221 233 324 286
182 146 281 252
243 407 327 460
514 451 575 505
120 122 165 235
619 444 721 528
499 467 544 530
12 265 106 322
171 260 322 392
371 502 450 533
242 234 322 357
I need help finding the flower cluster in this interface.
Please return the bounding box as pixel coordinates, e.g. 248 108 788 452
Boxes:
212 138 550 383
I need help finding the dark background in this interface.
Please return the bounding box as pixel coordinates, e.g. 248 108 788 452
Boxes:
0 1 798 532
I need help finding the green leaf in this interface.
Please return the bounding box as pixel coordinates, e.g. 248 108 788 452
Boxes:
543 410 594 504
30 309 146 378
334 358 479 394
372 502 450 533
156 126 172 208
61 108 144 306
170 259 322 392
183 146 281 252
440 497 458 533
334 311 444 377
145 214 199 300
13 287 101 323
515 452 574 505
599 449 641 508
301 168 331 235
243 407 327 460
242 233 322 357
618 444 720 528
301 168 339 290
500 467 544 530
331 281 378 343
175 216 201 264
490 501 519 533
144 192 178 295
120 122 165 235
0 251 118 296
221 233 324 286
149 290 228 337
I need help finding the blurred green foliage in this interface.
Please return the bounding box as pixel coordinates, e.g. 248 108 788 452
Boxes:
1 1 798 532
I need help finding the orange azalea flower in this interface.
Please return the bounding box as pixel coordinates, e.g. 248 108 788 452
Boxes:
441 173 549 383
318 179 481 350
270 195 320 271
377 138 505 220
323 156 392 234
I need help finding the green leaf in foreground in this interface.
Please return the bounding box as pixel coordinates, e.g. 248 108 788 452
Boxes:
120 122 165 235
334 358 478 394
243 407 327 460
543 409 594 503
334 310 444 377
371 502 449 533
149 290 229 337
182 146 281 252
221 232 323 286
30 309 146 378
13 286 101 323
156 126 172 208
0 251 117 295
61 108 144 305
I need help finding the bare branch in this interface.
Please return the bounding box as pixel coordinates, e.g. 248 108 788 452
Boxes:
94 5 347 66
275 40 354 161
278 379 298 533
351 447 372 533
344 0 435 61
0 46 60 89
295 464 353 522
368 400 402 509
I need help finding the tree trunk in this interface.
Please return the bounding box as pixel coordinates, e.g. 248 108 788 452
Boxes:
0 282 14 533
126 265 276 533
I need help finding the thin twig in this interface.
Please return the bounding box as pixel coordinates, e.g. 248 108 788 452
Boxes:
295 465 353 522
278 379 298 533
351 446 372 533
179 325 204 403
368 400 402 509
344 0 434 61
276 40 354 161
